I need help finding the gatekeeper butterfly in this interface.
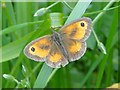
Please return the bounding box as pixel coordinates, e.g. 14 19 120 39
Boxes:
24 17 92 68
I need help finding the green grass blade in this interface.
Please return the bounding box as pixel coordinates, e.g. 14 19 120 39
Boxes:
96 8 118 88
33 64 53 88
0 2 2 31
79 54 104 87
105 49 113 86
0 21 43 36
0 2 2 89
5 2 19 39
5 2 16 25
1 31 35 63
33 0 92 88
65 0 92 24
1 20 44 63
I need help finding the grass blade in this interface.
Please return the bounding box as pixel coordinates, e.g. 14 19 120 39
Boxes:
65 0 92 23
5 2 16 25
80 54 104 87
33 64 53 88
0 21 43 36
0 2 2 89
96 8 118 88
1 31 35 63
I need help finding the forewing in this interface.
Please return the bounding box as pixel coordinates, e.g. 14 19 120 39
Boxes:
59 17 92 41
24 35 52 62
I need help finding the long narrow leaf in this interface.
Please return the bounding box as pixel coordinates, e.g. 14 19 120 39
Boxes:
96 8 118 88
0 21 43 36
1 31 35 63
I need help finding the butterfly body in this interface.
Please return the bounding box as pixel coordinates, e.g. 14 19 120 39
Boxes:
52 30 70 61
24 17 92 68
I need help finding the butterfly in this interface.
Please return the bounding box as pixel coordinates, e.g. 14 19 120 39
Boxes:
24 17 92 68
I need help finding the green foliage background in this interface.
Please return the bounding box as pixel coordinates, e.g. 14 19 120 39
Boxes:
1 1 119 88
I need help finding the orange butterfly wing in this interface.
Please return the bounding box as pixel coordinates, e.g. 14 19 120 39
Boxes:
62 38 87 61
24 35 52 61
59 17 92 41
59 17 92 61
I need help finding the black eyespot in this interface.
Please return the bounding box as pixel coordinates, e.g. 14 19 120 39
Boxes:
31 47 35 52
81 22 84 27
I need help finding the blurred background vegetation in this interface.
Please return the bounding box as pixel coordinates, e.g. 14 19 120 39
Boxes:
1 1 119 88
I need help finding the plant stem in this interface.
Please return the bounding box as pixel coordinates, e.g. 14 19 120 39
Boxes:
84 5 120 15
91 0 117 54
92 0 117 26
46 1 60 10
62 1 73 10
